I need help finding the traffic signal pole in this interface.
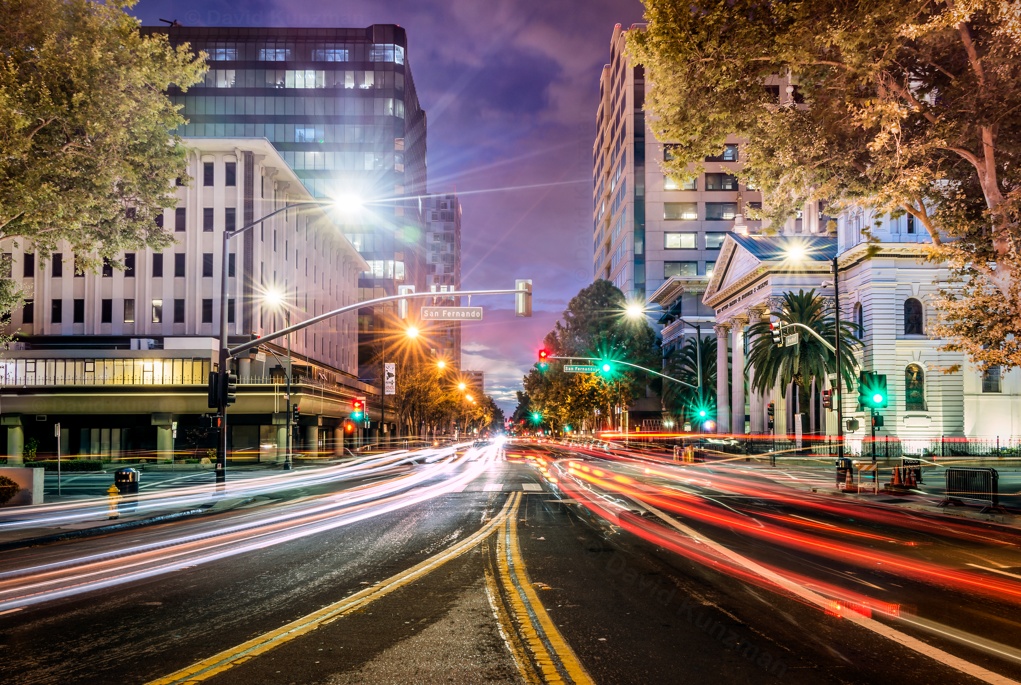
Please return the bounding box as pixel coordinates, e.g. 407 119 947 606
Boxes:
832 257 846 463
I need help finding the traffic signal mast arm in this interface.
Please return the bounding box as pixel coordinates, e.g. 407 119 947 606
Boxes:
777 322 836 353
228 285 532 358
546 355 697 389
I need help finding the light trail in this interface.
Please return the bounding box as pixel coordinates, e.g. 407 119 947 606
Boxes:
0 443 500 612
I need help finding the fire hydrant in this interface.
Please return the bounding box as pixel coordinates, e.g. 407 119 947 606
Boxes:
107 484 121 520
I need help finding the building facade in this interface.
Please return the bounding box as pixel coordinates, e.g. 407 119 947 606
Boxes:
423 194 462 366
0 139 372 462
144 24 430 373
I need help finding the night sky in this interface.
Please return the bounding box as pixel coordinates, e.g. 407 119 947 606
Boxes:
130 0 648 412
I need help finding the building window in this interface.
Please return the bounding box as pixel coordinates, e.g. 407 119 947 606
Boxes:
202 253 214 277
174 253 186 277
51 299 62 323
706 202 738 220
174 298 186 324
258 47 291 61
705 144 739 162
203 162 214 186
227 298 236 324
225 207 236 233
705 173 739 191
664 202 698 221
705 233 727 249
982 366 1002 393
23 253 34 278
101 299 112 323
209 47 237 61
73 298 85 323
176 207 186 232
51 253 63 277
228 253 236 277
905 364 926 411
124 253 135 277
203 207 215 232
854 302 864 339
201 298 213 323
705 262 716 278
904 298 924 335
665 232 697 249
152 299 163 323
225 162 236 186
664 262 698 278
102 257 113 277
22 300 33 324
907 214 915 234
152 253 164 278
665 176 697 191
124 299 135 323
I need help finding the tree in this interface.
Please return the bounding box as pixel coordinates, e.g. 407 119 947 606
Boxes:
0 0 206 294
746 290 861 435
522 281 661 432
629 1 1021 369
663 334 716 426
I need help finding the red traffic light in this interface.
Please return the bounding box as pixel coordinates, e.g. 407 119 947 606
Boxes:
538 349 549 361
352 398 364 411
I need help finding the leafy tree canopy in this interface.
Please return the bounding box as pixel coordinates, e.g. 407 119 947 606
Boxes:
0 0 206 275
629 0 1021 368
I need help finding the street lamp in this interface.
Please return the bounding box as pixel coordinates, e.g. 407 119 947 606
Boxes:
264 287 293 471
216 197 351 484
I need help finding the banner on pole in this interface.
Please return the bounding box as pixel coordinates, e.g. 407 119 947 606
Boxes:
384 363 396 395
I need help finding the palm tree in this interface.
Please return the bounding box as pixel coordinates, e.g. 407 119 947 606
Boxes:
746 289 860 435
664 334 717 426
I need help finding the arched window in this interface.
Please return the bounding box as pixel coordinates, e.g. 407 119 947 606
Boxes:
904 298 924 335
905 364 925 411
853 302 864 340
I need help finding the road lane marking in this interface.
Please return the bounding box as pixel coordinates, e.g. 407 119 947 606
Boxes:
489 506 595 685
147 493 521 685
640 501 1020 685
522 483 543 492
483 483 504 491
484 537 543 685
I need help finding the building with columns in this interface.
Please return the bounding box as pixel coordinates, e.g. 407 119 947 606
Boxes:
658 208 1021 451
0 138 374 463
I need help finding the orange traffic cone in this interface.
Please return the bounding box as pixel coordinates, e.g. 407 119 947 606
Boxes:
891 466 901 486
845 466 853 491
905 468 916 488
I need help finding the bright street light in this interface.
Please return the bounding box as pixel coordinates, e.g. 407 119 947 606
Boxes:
437 360 446 370
406 326 420 339
458 382 467 392
625 302 645 319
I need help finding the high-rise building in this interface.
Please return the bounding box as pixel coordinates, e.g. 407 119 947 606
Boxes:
593 24 765 344
145 24 429 370
423 194 462 365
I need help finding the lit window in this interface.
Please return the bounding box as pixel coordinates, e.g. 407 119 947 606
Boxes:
664 232 697 249
705 233 727 249
258 47 291 61
151 299 163 323
208 47 237 61
664 262 698 278
706 203 738 221
905 364 925 411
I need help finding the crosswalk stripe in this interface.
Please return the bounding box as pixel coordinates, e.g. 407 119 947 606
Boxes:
521 483 542 492
483 483 504 491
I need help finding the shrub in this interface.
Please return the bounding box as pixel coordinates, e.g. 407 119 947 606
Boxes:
0 475 19 505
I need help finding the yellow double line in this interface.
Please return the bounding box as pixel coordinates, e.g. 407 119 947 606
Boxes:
485 508 594 685
149 493 523 685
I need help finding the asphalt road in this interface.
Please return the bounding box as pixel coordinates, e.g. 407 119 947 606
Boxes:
3 442 1021 684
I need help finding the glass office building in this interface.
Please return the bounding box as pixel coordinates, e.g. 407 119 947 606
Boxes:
146 25 428 340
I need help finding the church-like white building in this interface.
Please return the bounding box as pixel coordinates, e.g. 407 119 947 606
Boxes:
653 210 1021 455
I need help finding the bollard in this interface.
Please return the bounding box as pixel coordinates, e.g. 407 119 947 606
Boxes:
107 484 121 520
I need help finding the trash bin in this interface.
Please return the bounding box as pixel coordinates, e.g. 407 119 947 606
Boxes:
114 468 140 495
835 458 852 486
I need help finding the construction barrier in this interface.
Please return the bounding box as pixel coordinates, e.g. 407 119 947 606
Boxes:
941 467 1002 512
902 458 924 485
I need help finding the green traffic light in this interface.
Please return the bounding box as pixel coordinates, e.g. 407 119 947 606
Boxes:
698 409 707 418
538 362 549 371
872 393 884 404
600 362 612 373
531 412 541 423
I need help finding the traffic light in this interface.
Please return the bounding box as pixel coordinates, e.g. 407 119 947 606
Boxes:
351 398 364 420
872 414 885 429
515 279 533 317
207 372 220 409
858 372 888 409
538 348 549 371
598 361 614 375
822 389 832 409
770 321 784 347
223 369 236 408
531 411 542 424
292 405 301 424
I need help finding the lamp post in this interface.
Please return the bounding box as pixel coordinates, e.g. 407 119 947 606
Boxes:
216 197 353 484
265 288 293 471
831 256 846 463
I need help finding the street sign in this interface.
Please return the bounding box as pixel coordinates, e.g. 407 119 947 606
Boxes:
564 364 599 373
421 306 483 321
384 362 396 395
784 333 799 347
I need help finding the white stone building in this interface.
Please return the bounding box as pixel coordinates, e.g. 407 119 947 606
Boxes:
0 138 373 463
